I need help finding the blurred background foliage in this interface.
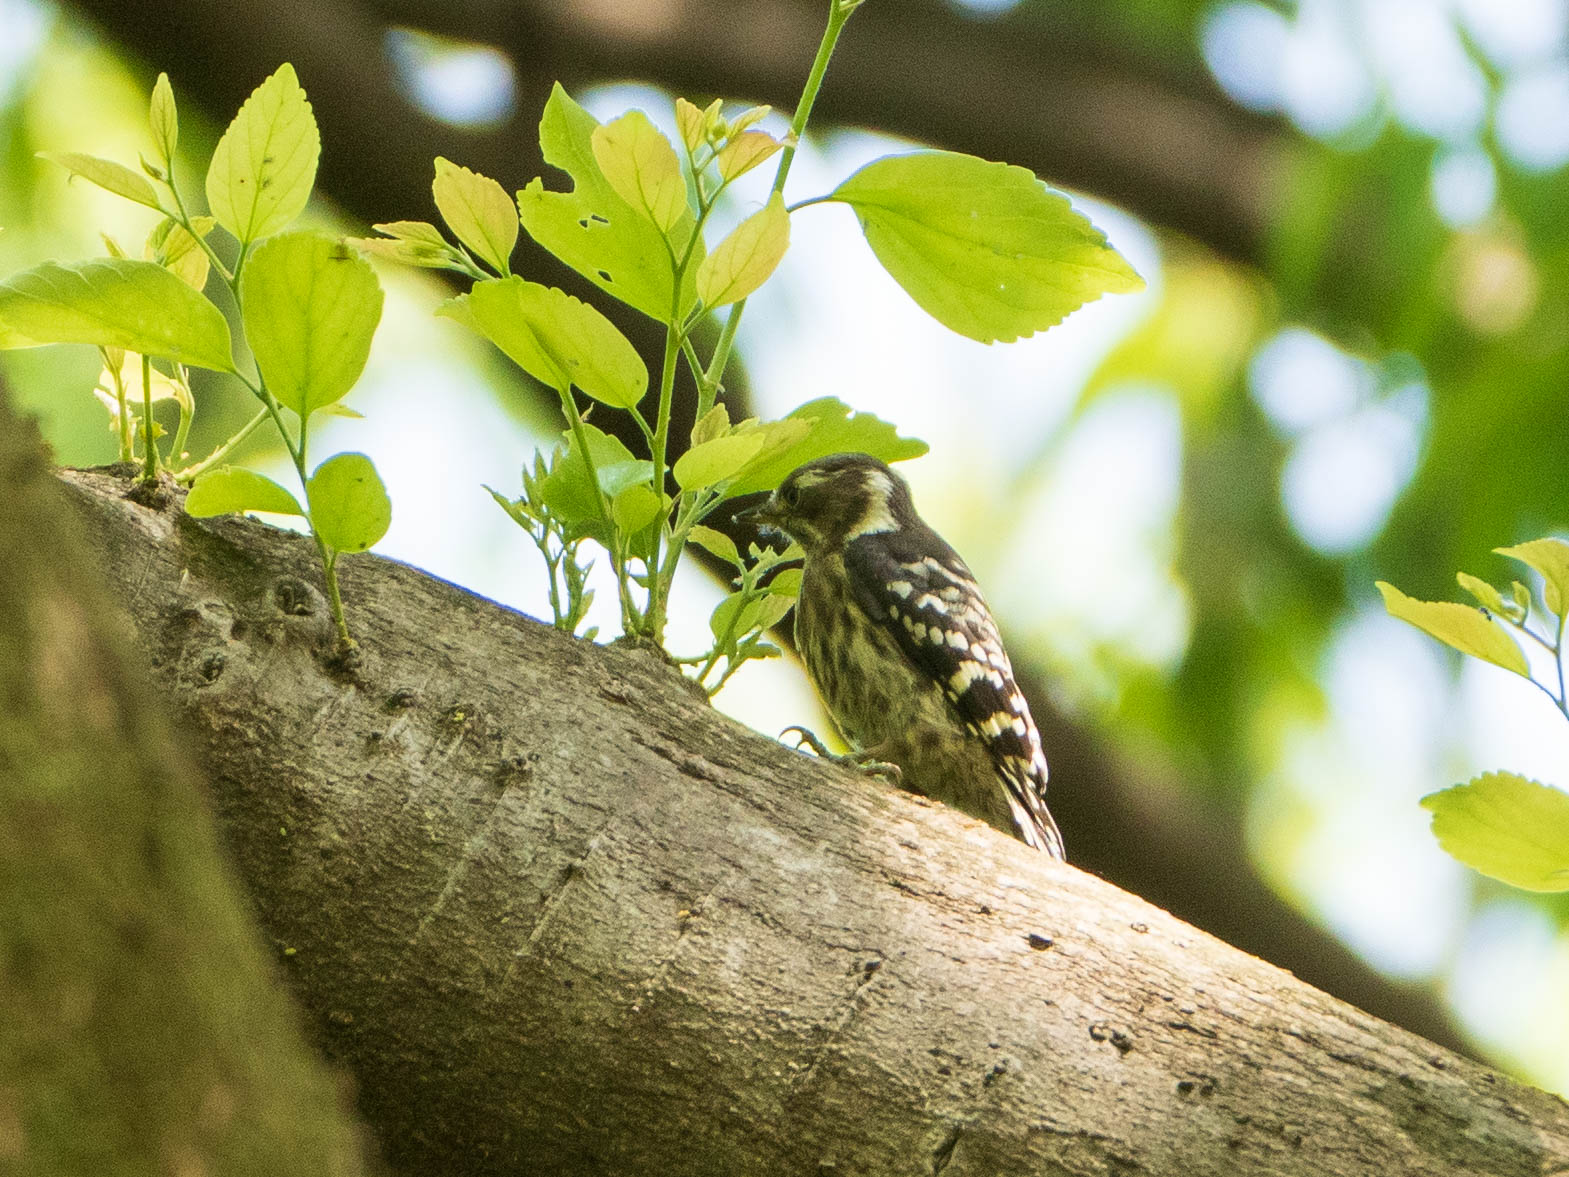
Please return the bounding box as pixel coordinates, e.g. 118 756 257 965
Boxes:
4 0 1569 1092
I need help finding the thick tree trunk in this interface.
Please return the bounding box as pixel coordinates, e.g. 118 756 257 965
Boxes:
54 464 1569 1176
0 393 370 1176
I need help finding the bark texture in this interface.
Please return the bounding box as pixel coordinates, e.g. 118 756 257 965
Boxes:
56 465 1569 1177
0 396 370 1175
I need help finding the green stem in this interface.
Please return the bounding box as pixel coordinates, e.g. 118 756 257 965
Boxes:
104 350 132 462
699 0 857 405
139 354 160 482
316 542 353 650
1555 607 1568 722
176 406 269 483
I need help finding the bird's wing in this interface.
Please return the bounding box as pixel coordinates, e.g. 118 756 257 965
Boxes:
844 530 1064 857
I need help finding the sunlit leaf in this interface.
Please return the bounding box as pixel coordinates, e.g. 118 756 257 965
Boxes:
39 152 162 211
240 232 383 416
590 110 689 234
690 403 730 447
1375 581 1528 677
715 131 784 182
1497 538 1569 617
206 63 320 245
674 97 706 155
768 567 803 597
0 258 233 371
306 452 391 552
439 276 646 407
725 397 928 496
830 150 1144 343
432 157 518 275
1422 773 1569 891
1455 572 1505 614
149 72 178 165
147 217 213 291
696 194 789 308
674 432 767 490
517 84 699 322
687 524 741 566
185 466 303 517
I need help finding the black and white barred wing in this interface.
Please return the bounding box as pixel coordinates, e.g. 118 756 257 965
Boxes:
843 533 1065 858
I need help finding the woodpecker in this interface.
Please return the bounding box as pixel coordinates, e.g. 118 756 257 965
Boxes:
739 453 1064 858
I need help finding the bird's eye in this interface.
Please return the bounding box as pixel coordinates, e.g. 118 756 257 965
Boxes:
782 484 802 509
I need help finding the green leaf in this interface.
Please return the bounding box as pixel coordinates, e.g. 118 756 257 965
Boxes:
149 72 178 165
1497 538 1569 617
39 152 162 211
149 217 214 291
590 110 689 234
1511 581 1533 622
306 452 391 553
687 524 741 566
712 591 792 643
829 150 1145 343
1422 773 1569 891
439 276 646 408
768 567 803 598
517 84 699 323
715 130 785 182
725 397 929 496
240 232 383 417
673 433 766 490
1375 581 1529 677
0 258 234 371
1455 572 1505 614
432 158 518 275
538 424 649 542
611 483 664 534
184 466 303 517
206 63 320 245
696 194 789 308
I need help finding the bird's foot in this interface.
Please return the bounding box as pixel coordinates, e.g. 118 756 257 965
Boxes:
779 726 902 783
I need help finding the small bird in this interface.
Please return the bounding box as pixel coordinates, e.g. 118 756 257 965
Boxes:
739 453 1064 858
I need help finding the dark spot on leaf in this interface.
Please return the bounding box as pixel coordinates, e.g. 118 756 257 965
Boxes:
597 269 612 282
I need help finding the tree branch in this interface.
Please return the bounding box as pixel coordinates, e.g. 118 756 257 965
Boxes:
54 464 1569 1176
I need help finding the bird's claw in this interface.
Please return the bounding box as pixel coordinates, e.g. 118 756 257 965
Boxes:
779 726 902 784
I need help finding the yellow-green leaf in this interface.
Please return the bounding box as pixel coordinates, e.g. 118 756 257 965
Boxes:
1423 773 1569 891
830 150 1144 343
696 194 789 308
674 97 706 155
1497 538 1569 617
590 110 689 234
674 433 766 490
439 276 647 408
149 72 178 165
715 131 784 182
0 258 233 371
612 483 664 534
432 157 518 275
307 452 391 553
240 232 384 416
185 466 303 517
687 524 741 566
1375 581 1529 676
1455 572 1505 615
39 152 162 211
206 63 320 245
517 84 700 323
147 218 212 291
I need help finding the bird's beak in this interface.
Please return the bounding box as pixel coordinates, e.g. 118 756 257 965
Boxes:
734 494 781 530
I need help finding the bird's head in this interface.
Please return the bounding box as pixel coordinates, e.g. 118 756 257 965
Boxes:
737 452 918 556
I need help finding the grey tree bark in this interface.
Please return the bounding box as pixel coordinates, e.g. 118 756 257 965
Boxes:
54 464 1569 1177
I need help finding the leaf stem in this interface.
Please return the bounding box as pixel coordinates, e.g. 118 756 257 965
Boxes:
698 0 857 405
176 406 269 483
139 354 160 482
